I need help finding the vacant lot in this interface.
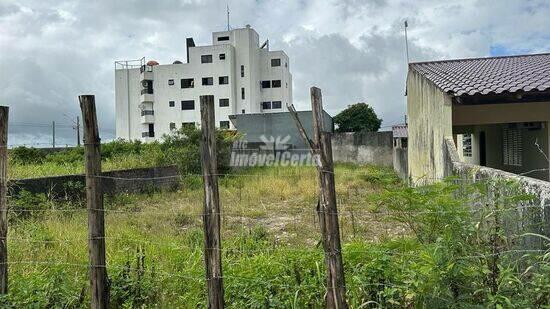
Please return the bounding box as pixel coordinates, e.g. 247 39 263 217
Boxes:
3 164 548 308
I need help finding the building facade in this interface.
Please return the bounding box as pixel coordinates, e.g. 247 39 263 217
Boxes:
115 25 292 141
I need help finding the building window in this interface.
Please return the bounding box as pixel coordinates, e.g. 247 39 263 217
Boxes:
182 122 195 129
181 100 195 110
217 36 230 41
503 128 522 166
169 101 175 107
220 121 230 129
462 134 472 157
141 80 153 94
271 58 281 67
241 65 244 77
262 101 271 110
169 122 176 131
219 53 226 60
219 76 229 85
202 77 213 86
241 88 245 100
272 101 282 109
181 78 194 88
261 80 271 88
219 98 229 107
272 80 281 88
168 79 174 86
241 109 245 114
401 138 408 149
201 55 213 63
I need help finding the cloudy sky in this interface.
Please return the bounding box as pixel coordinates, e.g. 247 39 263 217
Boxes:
1 0 549 147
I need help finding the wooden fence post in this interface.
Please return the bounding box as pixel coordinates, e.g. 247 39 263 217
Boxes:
311 87 348 309
0 106 8 294
80 95 109 308
199 95 224 309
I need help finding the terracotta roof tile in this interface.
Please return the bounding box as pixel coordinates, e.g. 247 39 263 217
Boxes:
410 53 550 96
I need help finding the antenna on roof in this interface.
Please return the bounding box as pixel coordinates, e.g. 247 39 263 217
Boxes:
226 4 230 31
404 20 410 64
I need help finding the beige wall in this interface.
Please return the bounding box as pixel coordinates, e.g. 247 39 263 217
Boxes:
406 70 453 184
453 102 550 126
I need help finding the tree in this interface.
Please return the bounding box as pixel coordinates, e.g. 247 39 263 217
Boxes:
333 103 382 132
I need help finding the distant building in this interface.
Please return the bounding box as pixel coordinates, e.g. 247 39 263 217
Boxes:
406 53 550 182
115 25 293 141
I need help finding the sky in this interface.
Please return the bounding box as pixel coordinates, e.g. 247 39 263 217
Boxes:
1 0 549 147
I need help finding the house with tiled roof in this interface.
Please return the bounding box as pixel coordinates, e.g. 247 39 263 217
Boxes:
406 53 550 183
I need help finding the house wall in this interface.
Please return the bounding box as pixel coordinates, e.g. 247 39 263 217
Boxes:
454 123 550 181
406 69 453 184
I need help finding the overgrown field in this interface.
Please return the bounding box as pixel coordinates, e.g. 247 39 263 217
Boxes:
9 127 235 179
2 165 549 308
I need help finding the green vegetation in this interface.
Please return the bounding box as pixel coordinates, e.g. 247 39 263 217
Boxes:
1 164 548 308
333 103 382 133
8 127 236 179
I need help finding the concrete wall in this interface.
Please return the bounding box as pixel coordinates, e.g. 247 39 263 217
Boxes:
229 110 333 149
9 166 180 199
331 131 393 167
407 69 453 184
393 147 408 180
444 137 550 250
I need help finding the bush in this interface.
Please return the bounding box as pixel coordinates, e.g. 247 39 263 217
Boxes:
9 147 47 165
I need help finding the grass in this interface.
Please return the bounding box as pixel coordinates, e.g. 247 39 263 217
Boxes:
4 164 548 308
9 153 155 179
5 164 410 307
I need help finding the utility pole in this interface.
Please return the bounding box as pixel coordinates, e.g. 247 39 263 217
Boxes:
76 116 81 147
52 121 56 148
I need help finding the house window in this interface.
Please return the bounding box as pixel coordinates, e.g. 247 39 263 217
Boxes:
219 76 229 85
219 53 226 60
401 138 408 149
241 87 245 100
271 58 281 67
261 80 271 88
181 78 194 88
169 101 175 107
220 121 230 129
462 134 472 157
168 79 174 86
182 122 195 129
169 122 176 131
219 98 229 107
181 100 195 110
202 77 213 86
201 55 213 63
218 36 230 41
503 128 522 166
272 80 281 88
241 65 244 77
272 101 282 109
262 101 271 110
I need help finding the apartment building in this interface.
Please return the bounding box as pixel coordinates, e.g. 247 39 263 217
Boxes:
115 25 293 141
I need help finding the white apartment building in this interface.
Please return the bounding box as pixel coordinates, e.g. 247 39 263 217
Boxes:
115 25 293 141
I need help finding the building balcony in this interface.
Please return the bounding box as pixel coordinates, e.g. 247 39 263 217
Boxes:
141 110 155 124
140 69 153 81
142 131 155 138
140 92 154 103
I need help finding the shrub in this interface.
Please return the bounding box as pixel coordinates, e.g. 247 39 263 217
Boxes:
9 147 47 165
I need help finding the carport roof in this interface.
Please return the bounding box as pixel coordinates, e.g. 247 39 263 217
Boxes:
409 53 550 97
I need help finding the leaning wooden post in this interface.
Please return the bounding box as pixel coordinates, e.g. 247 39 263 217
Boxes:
0 106 8 294
80 95 109 308
200 95 224 309
311 87 348 308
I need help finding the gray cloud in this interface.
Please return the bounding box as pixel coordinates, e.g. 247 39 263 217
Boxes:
0 0 549 146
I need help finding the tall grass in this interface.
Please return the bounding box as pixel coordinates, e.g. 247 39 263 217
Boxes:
2 165 548 307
